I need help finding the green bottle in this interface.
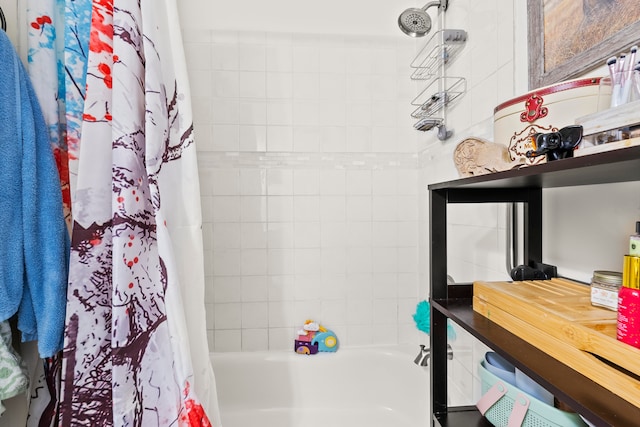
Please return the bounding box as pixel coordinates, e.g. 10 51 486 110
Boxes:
630 221 640 256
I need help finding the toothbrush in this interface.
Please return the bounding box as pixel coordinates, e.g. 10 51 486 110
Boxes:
627 46 638 82
620 47 639 105
608 57 620 107
617 54 626 79
621 73 633 104
617 54 627 105
607 56 617 83
633 64 640 102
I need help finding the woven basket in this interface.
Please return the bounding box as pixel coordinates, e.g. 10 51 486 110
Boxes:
478 361 587 427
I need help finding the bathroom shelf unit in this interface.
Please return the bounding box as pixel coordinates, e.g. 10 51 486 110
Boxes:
410 29 467 136
428 145 640 427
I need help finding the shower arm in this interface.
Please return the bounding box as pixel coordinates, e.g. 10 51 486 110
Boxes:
423 0 448 12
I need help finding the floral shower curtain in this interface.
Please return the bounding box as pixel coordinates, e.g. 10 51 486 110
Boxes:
24 0 72 424
22 0 220 424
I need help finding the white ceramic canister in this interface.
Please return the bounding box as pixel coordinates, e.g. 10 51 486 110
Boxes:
493 77 611 165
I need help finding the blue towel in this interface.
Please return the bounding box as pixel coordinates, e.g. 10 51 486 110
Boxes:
0 30 70 358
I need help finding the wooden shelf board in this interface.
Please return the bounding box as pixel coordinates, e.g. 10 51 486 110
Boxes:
473 279 640 391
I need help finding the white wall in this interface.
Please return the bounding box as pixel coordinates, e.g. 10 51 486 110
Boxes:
178 0 421 38
0 0 22 53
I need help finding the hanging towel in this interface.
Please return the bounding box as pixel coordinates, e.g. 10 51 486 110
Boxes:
0 30 70 358
0 320 29 403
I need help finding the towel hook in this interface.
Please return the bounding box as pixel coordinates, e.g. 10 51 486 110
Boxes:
0 7 6 31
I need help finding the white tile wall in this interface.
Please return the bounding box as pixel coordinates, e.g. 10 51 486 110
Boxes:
187 30 421 353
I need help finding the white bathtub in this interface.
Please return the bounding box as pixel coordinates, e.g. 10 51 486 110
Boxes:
210 345 430 427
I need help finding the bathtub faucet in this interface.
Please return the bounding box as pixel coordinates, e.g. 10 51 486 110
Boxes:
414 344 453 366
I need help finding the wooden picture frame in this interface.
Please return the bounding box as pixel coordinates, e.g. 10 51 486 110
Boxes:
528 0 640 90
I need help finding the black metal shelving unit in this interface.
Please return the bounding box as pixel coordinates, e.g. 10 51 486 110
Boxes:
428 146 640 427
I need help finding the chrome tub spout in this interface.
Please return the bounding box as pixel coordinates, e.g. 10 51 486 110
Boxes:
414 344 453 366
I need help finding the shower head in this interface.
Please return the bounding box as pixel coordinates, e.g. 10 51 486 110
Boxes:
398 0 448 37
398 8 432 37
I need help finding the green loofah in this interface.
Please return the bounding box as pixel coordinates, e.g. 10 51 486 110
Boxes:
412 300 457 341
447 319 456 341
413 300 431 334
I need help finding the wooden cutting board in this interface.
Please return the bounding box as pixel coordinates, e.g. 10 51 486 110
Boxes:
473 278 640 405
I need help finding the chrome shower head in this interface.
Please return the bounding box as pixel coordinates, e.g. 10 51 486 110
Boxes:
398 8 432 37
398 0 448 37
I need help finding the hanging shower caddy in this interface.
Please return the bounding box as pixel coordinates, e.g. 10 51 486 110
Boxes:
410 28 467 140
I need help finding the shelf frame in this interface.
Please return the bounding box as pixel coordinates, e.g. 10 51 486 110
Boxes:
430 187 542 423
428 146 640 427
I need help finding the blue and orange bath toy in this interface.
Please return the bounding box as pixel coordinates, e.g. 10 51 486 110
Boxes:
294 320 339 355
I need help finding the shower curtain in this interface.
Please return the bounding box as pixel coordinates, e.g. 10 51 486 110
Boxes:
24 0 72 424
21 0 220 425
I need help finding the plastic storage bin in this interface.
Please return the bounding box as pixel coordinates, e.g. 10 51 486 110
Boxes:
478 360 587 427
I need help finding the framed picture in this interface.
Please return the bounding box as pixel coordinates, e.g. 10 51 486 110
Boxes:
528 0 640 89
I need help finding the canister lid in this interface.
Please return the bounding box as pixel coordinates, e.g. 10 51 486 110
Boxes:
493 77 602 114
592 270 622 285
623 256 640 289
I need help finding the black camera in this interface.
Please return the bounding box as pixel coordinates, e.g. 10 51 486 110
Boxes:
525 125 583 161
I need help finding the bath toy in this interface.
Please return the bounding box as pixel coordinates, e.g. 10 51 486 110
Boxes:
312 331 339 352
294 320 339 355
294 340 319 355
